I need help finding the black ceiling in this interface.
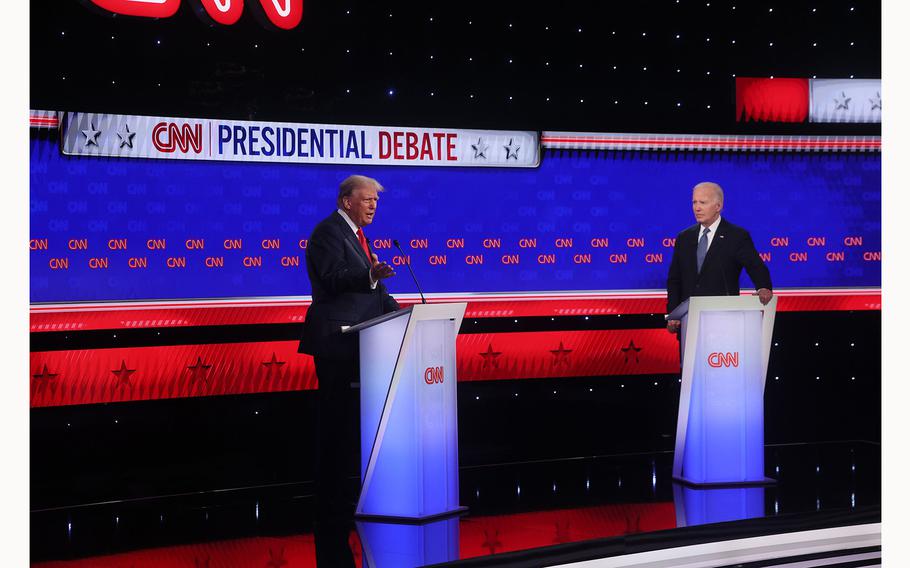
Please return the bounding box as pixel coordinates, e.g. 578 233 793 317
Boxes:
30 1 881 134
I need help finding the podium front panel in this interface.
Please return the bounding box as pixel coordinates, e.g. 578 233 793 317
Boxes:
684 310 764 483
413 318 460 517
357 312 461 519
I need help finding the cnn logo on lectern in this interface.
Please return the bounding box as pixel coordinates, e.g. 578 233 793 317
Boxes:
424 366 445 384
708 352 740 368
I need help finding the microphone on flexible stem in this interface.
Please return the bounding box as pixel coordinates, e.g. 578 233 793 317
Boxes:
393 239 427 304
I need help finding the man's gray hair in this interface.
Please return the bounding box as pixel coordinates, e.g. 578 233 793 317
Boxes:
337 175 384 207
693 181 724 206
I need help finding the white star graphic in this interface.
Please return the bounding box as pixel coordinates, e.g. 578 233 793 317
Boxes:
81 122 102 147
833 91 852 111
116 123 136 149
870 91 882 111
503 138 520 160
472 138 489 159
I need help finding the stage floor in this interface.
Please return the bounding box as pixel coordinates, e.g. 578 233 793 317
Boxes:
31 441 880 567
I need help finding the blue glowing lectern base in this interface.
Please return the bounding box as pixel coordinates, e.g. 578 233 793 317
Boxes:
669 295 777 486
344 303 468 521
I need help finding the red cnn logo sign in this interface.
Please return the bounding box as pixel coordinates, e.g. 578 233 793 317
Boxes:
86 0 180 18
152 122 203 154
708 352 740 368
197 0 244 25
253 0 303 30
85 0 303 30
424 366 444 384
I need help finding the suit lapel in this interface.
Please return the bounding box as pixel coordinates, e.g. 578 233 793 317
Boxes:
333 212 371 268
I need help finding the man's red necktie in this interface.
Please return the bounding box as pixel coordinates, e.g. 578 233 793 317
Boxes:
356 228 371 263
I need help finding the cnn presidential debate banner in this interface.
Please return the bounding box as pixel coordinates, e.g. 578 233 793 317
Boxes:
31 111 880 304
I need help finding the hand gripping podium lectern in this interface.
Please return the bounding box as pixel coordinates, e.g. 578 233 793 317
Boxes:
668 295 778 486
343 303 468 521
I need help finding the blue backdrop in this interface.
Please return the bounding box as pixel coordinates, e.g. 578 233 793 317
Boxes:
30 135 881 302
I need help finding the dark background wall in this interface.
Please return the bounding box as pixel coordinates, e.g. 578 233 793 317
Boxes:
32 1 880 134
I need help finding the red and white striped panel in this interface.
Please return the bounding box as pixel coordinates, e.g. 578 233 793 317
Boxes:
30 110 60 129
541 132 881 153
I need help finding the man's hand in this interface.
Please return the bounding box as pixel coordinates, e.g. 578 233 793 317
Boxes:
757 288 773 305
667 319 681 333
370 256 395 281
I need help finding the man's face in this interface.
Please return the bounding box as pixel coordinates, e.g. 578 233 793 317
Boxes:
692 186 721 227
343 184 379 227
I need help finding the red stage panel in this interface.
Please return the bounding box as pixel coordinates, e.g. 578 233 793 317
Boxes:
459 330 679 382
29 290 880 332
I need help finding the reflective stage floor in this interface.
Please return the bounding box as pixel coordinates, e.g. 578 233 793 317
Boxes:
31 441 880 567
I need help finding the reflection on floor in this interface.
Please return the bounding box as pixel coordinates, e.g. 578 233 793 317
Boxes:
31 441 879 567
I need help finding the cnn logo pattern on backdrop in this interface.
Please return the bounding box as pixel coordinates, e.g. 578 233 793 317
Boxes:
84 0 303 30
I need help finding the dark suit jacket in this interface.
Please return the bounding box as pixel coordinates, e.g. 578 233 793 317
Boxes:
298 211 400 359
666 218 772 314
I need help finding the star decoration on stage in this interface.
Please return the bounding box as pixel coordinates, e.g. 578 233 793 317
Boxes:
550 341 573 367
503 138 521 160
266 547 288 568
187 356 213 384
479 343 503 370
870 91 882 111
621 340 643 364
32 363 59 394
81 121 102 147
481 529 503 554
111 359 137 386
33 363 59 381
471 137 489 159
833 91 852 111
116 123 136 148
262 352 286 378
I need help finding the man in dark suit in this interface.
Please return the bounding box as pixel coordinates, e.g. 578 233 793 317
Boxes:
666 182 772 333
298 174 400 518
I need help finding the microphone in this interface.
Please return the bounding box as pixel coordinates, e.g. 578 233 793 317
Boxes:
393 239 427 304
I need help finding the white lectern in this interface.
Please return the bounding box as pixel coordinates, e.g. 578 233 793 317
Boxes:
669 295 777 486
343 303 467 521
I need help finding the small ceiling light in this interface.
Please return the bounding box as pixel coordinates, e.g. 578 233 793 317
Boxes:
676 34 680 39
577 27 582 32
580 98 584 103
769 42 774 46
769 7 773 12
732 39 736 44
677 102 682 107
706 104 712 109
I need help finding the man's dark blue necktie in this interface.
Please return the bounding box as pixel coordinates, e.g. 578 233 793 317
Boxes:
696 227 710 273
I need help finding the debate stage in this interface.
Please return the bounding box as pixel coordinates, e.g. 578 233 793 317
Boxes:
31 441 880 567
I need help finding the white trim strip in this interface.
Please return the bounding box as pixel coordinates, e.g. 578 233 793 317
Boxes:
551 523 880 568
